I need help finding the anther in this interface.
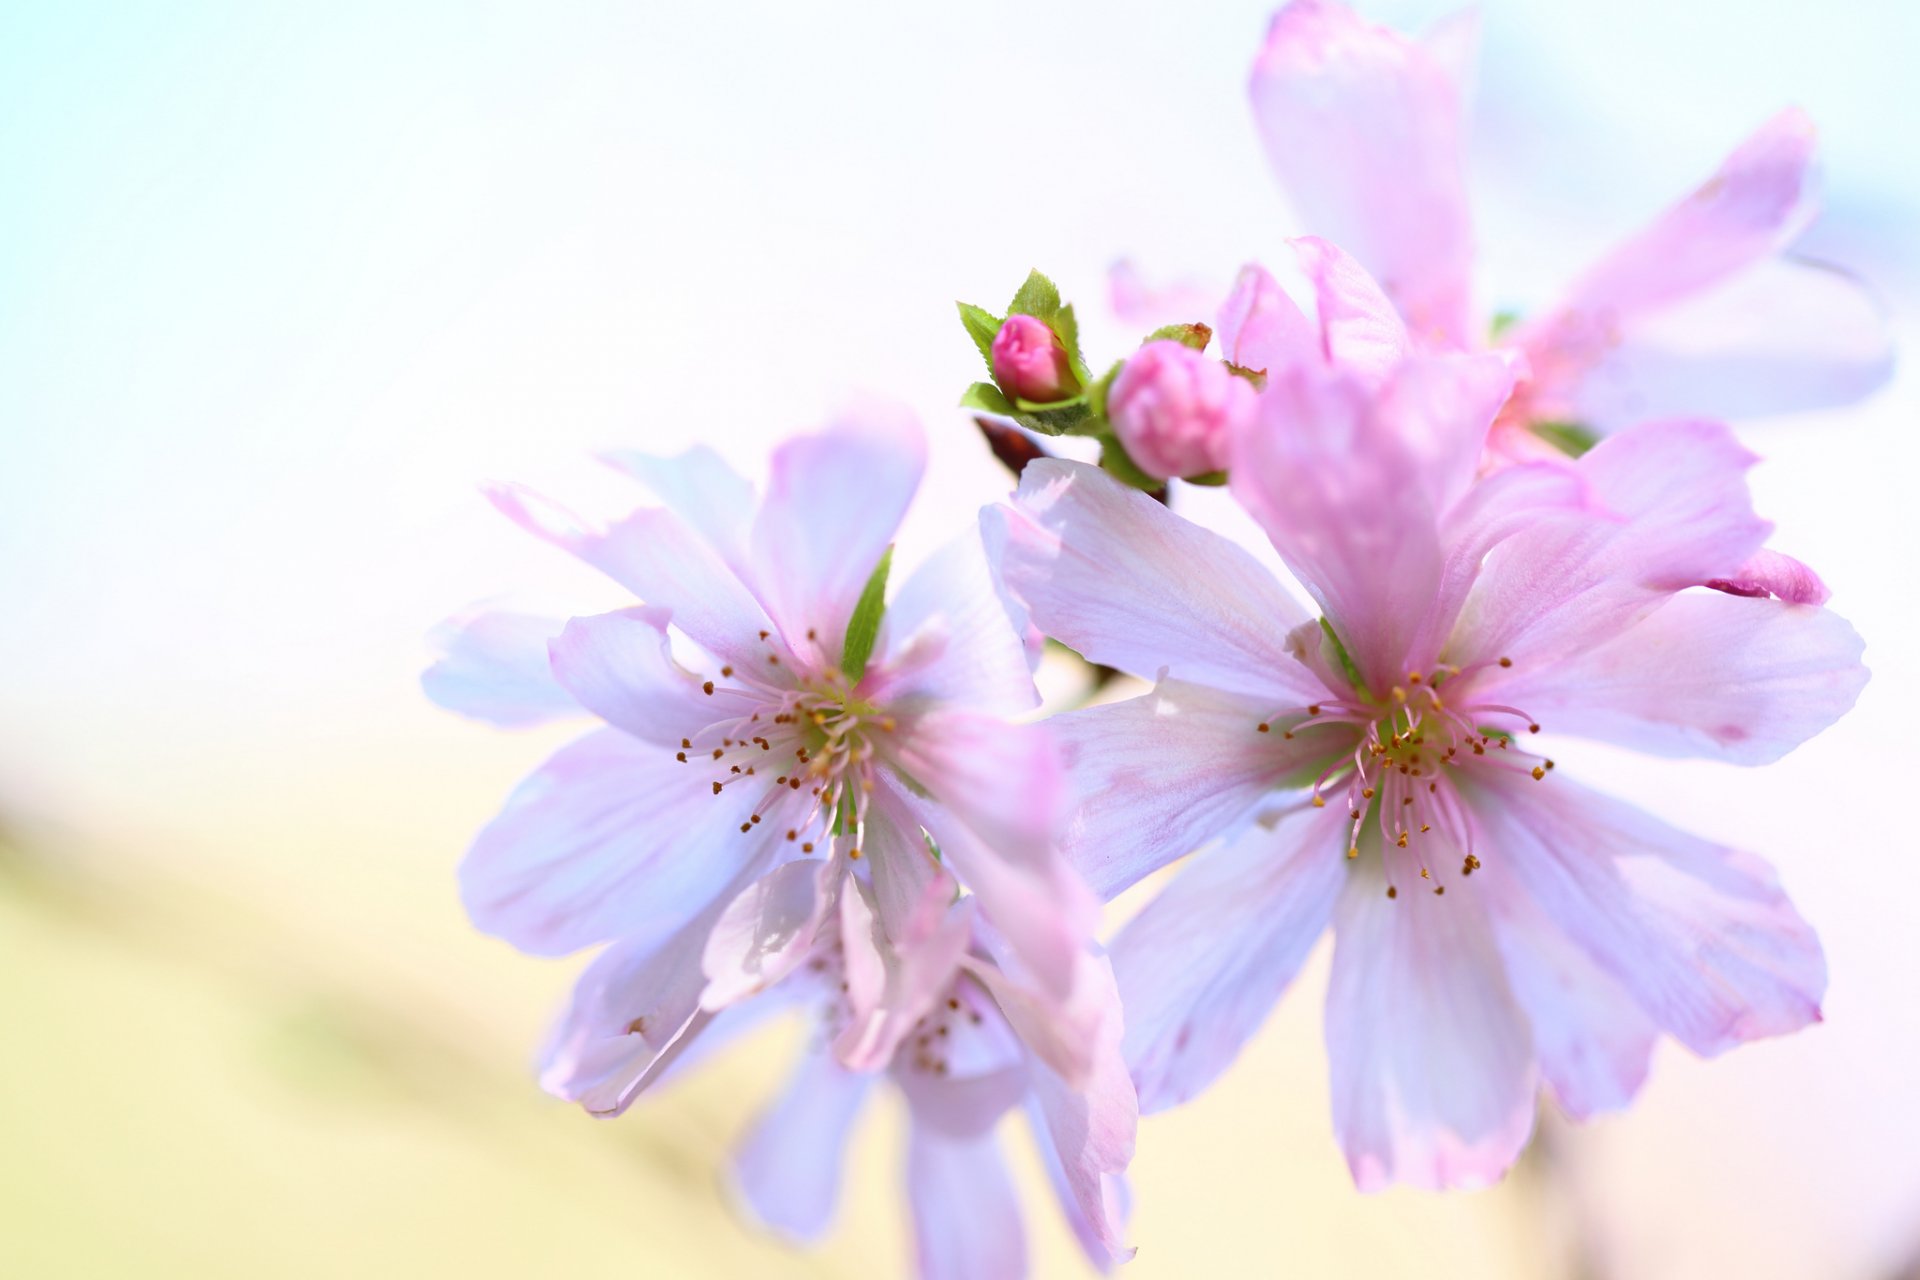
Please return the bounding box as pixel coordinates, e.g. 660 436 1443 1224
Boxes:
1531 766 1546 780
720 665 733 677
1347 846 1359 860
675 752 687 763
1257 722 1270 734
1311 796 1326 808
848 848 861 860
1498 656 1513 668
711 782 723 795
786 830 798 841
802 842 814 853
1308 704 1321 716
1387 886 1399 899
702 681 715 695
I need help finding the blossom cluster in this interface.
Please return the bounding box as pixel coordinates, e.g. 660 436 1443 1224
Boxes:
425 2 1885 1273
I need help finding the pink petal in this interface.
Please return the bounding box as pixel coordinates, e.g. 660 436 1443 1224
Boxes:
1249 0 1475 344
1467 771 1826 1058
1479 591 1866 766
1292 235 1411 380
700 856 840 1009
1110 802 1348 1112
486 483 776 668
1052 680 1333 899
994 459 1320 704
599 443 757 575
907 1126 1028 1280
834 873 974 1073
546 606 715 746
730 1043 876 1243
461 728 774 956
1216 261 1317 377
421 609 578 728
747 401 926 670
1109 258 1222 330
1325 859 1538 1191
1707 546 1831 606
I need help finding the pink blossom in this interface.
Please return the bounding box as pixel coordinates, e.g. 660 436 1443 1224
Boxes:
423 405 1101 1108
1114 0 1891 440
992 313 1079 403
992 354 1866 1190
1107 340 1256 480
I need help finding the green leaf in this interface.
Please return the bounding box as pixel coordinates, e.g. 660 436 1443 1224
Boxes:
957 302 1003 374
1098 436 1162 491
1182 470 1228 487
1144 322 1213 351
959 381 1015 415
1007 269 1062 322
1053 302 1090 383
839 545 893 682
1319 618 1369 699
1010 397 1100 437
1530 420 1599 458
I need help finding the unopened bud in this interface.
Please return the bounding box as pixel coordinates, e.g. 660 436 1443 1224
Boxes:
991 314 1079 403
1107 340 1255 480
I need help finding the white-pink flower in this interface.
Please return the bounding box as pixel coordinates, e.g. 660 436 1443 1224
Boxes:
424 405 1100 1115
993 354 1867 1190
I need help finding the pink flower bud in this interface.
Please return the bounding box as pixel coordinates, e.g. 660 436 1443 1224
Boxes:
1107 340 1256 480
991 314 1079 404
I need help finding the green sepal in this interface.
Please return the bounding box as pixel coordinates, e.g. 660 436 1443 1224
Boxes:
1225 362 1268 391
1007 269 1063 322
1098 436 1162 491
957 302 1003 374
959 381 1016 416
1530 420 1599 458
839 545 894 683
1006 397 1099 437
1489 310 1522 341
1319 618 1369 700
1182 470 1229 487
1143 321 1213 351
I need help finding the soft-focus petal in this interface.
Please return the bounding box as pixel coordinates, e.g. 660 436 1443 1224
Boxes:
486 483 775 668
1111 801 1348 1111
747 403 926 668
1467 771 1826 1058
1293 235 1410 381
701 856 840 1009
547 606 714 746
1325 857 1538 1191
461 728 771 956
1708 546 1831 606
993 458 1319 703
599 443 757 574
1249 0 1475 343
421 609 577 727
867 521 1039 718
1480 591 1866 765
1217 261 1317 377
835 871 974 1072
730 1044 876 1244
1109 258 1222 330
907 1126 1028 1280
1053 680 1335 899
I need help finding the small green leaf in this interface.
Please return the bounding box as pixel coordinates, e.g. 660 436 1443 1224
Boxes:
1489 310 1522 341
1182 470 1228 487
957 302 1003 374
1144 322 1213 351
840 545 894 682
1225 361 1267 390
1531 420 1599 458
960 381 1016 415
1007 269 1062 322
1011 397 1100 437
1052 302 1090 383
1319 618 1368 699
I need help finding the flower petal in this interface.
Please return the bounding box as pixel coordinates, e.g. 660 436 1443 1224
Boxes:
993 459 1318 703
1217 261 1317 377
599 443 757 574
907 1125 1029 1280
1249 0 1475 343
835 872 975 1073
1467 771 1826 1059
460 728 773 956
1479 591 1866 765
1112 801 1348 1112
1052 680 1333 899
421 609 578 727
1708 546 1831 606
747 402 926 669
730 1043 876 1244
1293 235 1411 382
1325 855 1538 1191
547 606 714 746
1109 258 1223 330
701 856 840 1010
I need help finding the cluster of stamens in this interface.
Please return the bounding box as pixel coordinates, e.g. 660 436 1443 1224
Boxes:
1256 655 1553 901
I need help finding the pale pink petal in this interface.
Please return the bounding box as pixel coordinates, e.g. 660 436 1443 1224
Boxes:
963 947 1118 1089
1479 591 1866 765
1249 0 1475 344
599 443 757 574
835 874 974 1072
1468 772 1826 1058
907 1126 1028 1280
1110 802 1349 1112
747 402 926 669
1052 680 1334 899
1451 419 1772 671
461 728 773 956
1109 258 1222 330
730 1044 876 1243
546 606 714 746
421 609 578 728
486 484 775 668
1707 545 1830 606
1325 860 1538 1191
896 1064 1030 1141
1216 262 1317 377
1292 235 1411 380
993 459 1320 704
700 856 841 1009
1538 255 1895 433
866 522 1039 719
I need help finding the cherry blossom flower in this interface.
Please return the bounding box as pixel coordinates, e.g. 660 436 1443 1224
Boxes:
1243 0 1892 442
424 405 1099 1106
992 353 1867 1190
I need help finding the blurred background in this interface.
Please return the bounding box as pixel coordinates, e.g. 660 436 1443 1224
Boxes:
3 1 1917 1275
